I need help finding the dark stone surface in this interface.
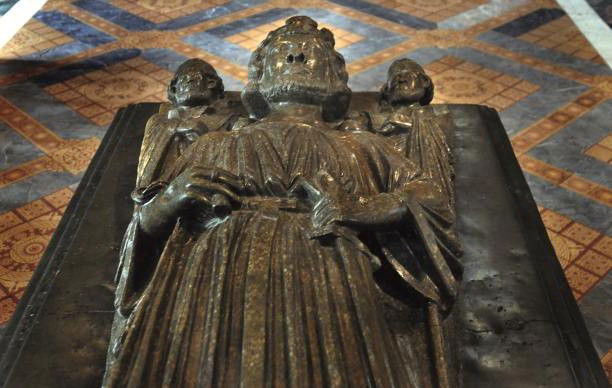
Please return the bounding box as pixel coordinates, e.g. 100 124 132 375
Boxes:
0 98 606 387
579 272 612 356
449 105 605 387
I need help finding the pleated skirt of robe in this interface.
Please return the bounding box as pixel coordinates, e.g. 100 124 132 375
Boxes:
104 210 416 388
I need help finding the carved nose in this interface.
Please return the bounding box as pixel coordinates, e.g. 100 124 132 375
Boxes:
286 53 306 64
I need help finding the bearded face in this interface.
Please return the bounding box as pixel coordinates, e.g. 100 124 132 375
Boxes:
386 68 431 106
257 34 348 106
169 64 223 107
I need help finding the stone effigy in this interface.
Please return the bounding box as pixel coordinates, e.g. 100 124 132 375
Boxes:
104 15 462 388
0 15 605 388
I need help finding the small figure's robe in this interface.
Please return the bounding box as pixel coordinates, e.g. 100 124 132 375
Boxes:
371 106 455 207
135 102 241 190
104 117 459 388
340 105 462 307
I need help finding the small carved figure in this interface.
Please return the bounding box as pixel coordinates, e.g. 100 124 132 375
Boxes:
378 59 455 205
135 58 238 192
105 17 461 388
340 59 455 207
341 59 463 387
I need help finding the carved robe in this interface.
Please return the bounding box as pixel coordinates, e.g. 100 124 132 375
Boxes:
104 117 459 387
135 102 240 189
372 105 455 207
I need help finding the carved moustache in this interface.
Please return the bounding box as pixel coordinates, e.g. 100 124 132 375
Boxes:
260 76 346 103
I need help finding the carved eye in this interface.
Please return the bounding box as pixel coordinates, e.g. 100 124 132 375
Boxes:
286 54 294 63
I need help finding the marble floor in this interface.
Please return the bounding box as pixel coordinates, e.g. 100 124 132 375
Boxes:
0 0 610 381
0 1 18 16
587 0 612 27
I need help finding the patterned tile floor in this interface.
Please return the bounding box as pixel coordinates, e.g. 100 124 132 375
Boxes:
0 0 610 379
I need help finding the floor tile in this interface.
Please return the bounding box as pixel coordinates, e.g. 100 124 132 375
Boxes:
0 0 610 376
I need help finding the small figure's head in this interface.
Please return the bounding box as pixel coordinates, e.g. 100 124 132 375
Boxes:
241 16 351 121
380 59 433 107
168 59 224 107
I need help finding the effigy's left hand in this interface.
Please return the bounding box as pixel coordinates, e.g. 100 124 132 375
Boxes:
309 171 360 234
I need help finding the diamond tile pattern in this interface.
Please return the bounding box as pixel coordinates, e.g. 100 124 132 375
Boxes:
426 56 540 111
112 0 230 23
585 134 612 164
519 15 605 64
45 57 171 125
365 0 488 22
0 19 72 58
0 0 610 379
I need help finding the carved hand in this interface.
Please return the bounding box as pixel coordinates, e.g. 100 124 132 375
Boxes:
139 167 242 236
295 171 409 235
175 119 208 141
312 192 408 232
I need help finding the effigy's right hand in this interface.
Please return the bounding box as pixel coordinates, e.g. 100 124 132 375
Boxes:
160 167 241 217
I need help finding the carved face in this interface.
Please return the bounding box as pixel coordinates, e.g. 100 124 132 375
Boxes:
242 16 351 121
258 33 344 105
168 60 223 107
384 60 433 106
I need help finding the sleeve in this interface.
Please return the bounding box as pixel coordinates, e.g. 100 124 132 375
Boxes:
114 114 202 316
115 157 192 317
114 215 149 316
136 113 173 188
361 131 463 311
136 110 206 190
405 107 455 211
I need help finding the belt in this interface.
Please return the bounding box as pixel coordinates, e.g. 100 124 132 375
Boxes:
238 196 310 213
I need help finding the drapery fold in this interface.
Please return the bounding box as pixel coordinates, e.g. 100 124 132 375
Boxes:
105 120 458 388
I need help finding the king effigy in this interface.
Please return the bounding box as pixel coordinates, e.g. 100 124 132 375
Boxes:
103 16 462 388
